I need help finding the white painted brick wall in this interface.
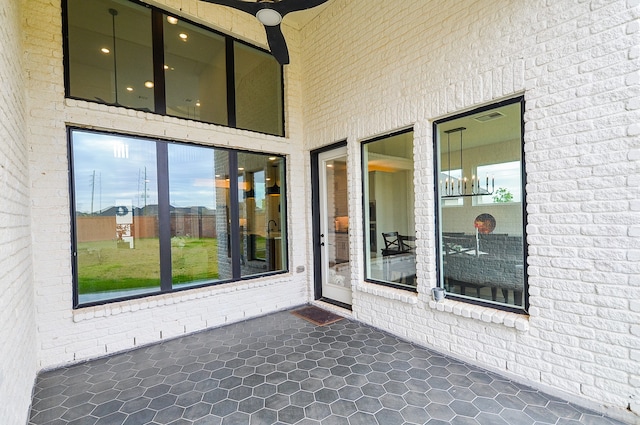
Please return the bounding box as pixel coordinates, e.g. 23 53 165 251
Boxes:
10 0 640 422
22 0 310 380
0 0 37 423
299 0 639 422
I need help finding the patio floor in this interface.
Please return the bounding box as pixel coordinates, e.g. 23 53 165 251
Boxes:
29 306 627 425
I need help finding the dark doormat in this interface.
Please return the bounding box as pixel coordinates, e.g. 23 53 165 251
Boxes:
292 306 344 326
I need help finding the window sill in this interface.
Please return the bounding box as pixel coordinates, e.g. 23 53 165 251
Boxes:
356 282 419 305
72 277 285 322
428 298 529 331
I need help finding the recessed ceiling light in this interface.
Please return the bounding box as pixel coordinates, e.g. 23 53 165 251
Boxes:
238 167 245 171
196 101 201 107
269 157 277 161
474 111 505 122
163 64 169 70
166 16 178 25
144 81 154 88
126 87 134 92
179 33 188 41
101 47 110 54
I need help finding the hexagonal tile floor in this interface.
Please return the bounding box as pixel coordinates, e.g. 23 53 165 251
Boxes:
29 308 627 425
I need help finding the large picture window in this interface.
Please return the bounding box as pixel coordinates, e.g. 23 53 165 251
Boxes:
64 0 283 136
363 129 416 290
434 97 527 311
70 128 287 307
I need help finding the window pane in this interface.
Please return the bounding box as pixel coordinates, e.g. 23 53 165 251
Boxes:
168 145 231 287
164 16 228 124
234 42 283 136
71 130 160 305
476 161 522 205
363 130 416 289
237 153 287 277
66 0 154 111
436 100 526 308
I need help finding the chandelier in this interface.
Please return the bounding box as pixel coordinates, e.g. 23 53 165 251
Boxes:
441 127 495 198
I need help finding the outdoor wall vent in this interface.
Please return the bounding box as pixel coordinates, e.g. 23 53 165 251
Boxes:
474 111 504 122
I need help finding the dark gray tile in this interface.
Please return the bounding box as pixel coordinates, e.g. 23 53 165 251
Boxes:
450 400 480 417
277 405 305 424
290 390 315 408
354 396 382 414
347 411 377 425
27 310 629 425
424 402 455 421
304 402 332 421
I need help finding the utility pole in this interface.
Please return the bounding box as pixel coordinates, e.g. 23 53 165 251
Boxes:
90 170 96 214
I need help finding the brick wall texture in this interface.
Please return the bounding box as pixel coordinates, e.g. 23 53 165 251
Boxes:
1 0 637 423
0 0 37 423
297 0 639 421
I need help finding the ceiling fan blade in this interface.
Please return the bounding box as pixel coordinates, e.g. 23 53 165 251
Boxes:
273 0 330 16
199 0 260 15
265 25 290 65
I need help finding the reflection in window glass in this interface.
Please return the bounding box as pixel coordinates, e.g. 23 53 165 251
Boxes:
64 0 285 136
363 130 416 290
237 153 287 277
168 145 231 287
71 130 160 304
66 0 154 111
435 99 526 309
164 16 228 124
70 129 288 307
439 169 463 207
234 42 283 136
476 161 521 204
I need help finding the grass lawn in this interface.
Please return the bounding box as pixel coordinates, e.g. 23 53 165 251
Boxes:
77 237 220 295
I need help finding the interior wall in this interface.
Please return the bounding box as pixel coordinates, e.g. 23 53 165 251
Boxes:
299 0 639 422
0 0 37 423
442 139 524 236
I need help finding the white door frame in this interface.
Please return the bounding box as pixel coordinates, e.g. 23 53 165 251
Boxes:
311 144 352 308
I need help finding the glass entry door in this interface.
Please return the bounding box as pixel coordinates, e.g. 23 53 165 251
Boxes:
316 146 352 306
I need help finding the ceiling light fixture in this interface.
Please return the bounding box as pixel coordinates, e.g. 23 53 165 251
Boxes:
166 16 178 24
201 0 330 65
126 86 133 92
144 81 154 88
441 127 494 198
256 8 282 26
179 33 188 41
101 47 110 54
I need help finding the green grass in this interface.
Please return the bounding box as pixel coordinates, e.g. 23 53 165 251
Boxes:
77 237 220 294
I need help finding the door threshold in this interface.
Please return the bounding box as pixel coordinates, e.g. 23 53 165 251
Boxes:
318 297 352 311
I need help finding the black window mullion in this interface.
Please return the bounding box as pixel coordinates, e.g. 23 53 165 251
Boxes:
157 142 172 291
228 152 241 278
226 38 236 128
151 9 166 114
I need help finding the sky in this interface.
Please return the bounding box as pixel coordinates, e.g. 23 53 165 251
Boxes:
72 131 215 213
71 130 270 214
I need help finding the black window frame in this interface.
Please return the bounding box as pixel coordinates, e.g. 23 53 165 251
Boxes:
361 127 417 292
432 96 529 314
68 126 288 309
61 0 285 137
